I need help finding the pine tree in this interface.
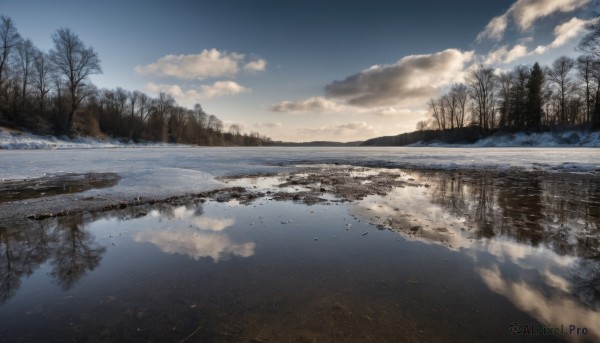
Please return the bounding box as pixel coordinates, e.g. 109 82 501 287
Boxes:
526 63 544 131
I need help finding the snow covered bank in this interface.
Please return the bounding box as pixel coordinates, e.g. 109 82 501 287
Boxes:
0 127 183 149
411 130 600 147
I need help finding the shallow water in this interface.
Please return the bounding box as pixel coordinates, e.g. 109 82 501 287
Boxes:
0 168 598 342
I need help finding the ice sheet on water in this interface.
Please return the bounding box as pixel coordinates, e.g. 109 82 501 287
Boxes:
1 147 599 201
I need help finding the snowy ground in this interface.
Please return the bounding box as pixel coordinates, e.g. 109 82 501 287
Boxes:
0 127 180 149
411 130 600 147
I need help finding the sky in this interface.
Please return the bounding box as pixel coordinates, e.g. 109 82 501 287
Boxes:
2 0 598 142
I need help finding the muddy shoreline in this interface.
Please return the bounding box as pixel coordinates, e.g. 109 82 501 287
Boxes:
1 164 598 230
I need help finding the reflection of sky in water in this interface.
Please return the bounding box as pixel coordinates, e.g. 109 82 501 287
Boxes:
136 206 254 262
351 172 600 341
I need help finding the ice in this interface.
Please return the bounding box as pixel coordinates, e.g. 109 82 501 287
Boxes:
1 146 599 200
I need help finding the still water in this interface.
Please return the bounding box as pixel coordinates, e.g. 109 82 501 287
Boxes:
0 169 598 342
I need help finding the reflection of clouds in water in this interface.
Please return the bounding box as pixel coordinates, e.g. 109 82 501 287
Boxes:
139 205 253 262
479 265 600 342
352 180 600 336
150 206 235 231
134 228 255 262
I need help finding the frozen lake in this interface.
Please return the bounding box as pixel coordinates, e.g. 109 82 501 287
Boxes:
1 146 599 199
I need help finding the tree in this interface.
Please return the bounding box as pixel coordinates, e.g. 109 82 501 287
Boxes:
0 16 21 97
576 55 595 126
526 63 544 131
546 56 575 126
49 28 102 132
450 83 468 128
467 66 496 131
416 120 428 131
16 39 35 112
32 50 52 115
579 14 600 58
497 70 514 128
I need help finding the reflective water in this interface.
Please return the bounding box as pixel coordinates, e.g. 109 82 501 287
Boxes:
0 169 598 342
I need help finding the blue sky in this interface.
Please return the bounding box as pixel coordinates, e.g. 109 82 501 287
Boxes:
2 0 597 141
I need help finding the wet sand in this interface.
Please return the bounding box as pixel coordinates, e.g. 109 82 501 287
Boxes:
0 165 599 342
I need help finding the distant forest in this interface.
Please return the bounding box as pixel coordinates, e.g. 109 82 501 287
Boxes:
365 16 600 146
0 15 272 146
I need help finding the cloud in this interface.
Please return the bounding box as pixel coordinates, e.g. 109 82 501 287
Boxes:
483 17 595 64
270 96 347 113
244 58 267 72
297 121 378 141
533 17 594 54
254 122 283 129
477 0 591 41
200 81 250 98
484 44 528 64
477 14 508 42
135 48 266 80
146 81 249 106
324 49 474 107
134 228 255 262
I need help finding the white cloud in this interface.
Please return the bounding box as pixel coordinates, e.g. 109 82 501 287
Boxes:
135 48 266 80
146 82 202 107
477 14 508 42
297 121 378 141
200 81 249 98
477 0 591 41
483 17 595 64
533 17 594 54
254 122 283 129
324 49 474 107
145 81 249 107
484 44 528 64
244 58 267 72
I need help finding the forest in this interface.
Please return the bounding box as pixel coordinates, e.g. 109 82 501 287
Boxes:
0 15 272 146
404 16 600 144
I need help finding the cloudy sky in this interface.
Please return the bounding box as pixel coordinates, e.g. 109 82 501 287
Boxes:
2 0 598 141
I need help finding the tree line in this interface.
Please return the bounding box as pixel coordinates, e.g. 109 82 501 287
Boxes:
0 15 271 146
420 19 600 134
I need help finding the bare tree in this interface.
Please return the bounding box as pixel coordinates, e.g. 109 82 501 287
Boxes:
449 83 468 128
576 55 595 125
467 66 496 131
49 28 102 132
497 70 514 128
546 56 575 125
32 50 52 114
16 39 35 111
415 120 428 131
0 16 21 96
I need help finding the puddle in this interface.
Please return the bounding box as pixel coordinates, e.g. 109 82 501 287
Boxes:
0 167 598 342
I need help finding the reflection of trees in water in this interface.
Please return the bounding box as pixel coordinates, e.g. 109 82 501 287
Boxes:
0 213 108 303
572 258 600 308
427 171 600 306
0 222 60 304
0 203 205 303
50 216 106 290
427 171 600 257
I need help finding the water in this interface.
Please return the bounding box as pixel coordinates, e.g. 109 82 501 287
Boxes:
1 167 598 342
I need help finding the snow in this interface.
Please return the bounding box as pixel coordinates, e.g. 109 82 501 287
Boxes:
411 130 600 147
0 127 180 149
